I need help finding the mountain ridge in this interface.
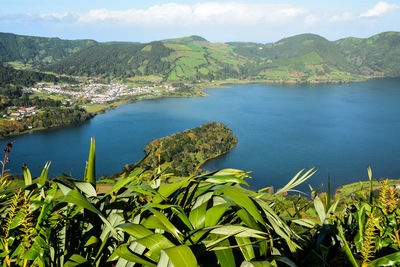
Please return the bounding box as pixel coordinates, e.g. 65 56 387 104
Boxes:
1 31 400 82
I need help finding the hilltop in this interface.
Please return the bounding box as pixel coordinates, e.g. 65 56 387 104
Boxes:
1 31 400 83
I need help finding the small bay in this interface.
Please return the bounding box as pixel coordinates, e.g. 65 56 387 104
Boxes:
4 79 400 191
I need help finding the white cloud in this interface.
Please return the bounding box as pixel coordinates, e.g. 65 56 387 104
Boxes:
40 12 69 20
330 12 354 22
38 2 308 26
305 14 319 25
360 1 399 18
38 12 79 23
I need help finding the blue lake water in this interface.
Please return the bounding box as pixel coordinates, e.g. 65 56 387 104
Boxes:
4 79 400 191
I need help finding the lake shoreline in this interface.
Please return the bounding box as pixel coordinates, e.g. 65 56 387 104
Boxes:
0 76 375 141
4 78 400 194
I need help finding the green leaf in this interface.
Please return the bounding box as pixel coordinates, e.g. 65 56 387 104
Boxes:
255 199 298 252
84 137 96 185
205 175 249 186
214 239 235 267
216 185 264 224
369 251 400 266
290 218 316 228
134 233 175 260
141 215 167 231
314 195 326 224
326 172 331 212
367 165 373 203
158 246 198 267
22 164 32 186
101 168 143 200
38 161 51 186
236 237 255 261
154 177 192 203
94 232 110 262
117 223 153 239
141 206 183 242
84 236 99 247
64 254 88 266
71 180 97 197
108 244 157 266
210 225 267 239
127 184 159 198
275 168 316 195
23 236 48 260
9 210 25 229
205 203 230 227
337 225 359 267
240 260 277 267
189 201 208 229
60 188 120 240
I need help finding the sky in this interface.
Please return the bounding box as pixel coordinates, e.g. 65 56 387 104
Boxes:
1 0 399 43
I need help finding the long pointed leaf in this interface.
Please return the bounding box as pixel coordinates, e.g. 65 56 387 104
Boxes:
22 164 32 186
38 161 51 186
158 246 197 267
84 137 96 185
215 239 236 267
60 188 120 240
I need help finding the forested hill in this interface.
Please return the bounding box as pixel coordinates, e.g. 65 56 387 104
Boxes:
2 31 400 82
141 122 238 176
0 32 97 65
336 31 400 77
41 41 172 78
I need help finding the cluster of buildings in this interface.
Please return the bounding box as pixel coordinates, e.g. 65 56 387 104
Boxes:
22 82 176 104
5 106 37 121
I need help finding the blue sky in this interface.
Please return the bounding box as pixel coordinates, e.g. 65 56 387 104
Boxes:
1 1 399 43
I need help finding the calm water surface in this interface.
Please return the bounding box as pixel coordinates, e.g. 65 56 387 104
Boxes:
4 79 400 191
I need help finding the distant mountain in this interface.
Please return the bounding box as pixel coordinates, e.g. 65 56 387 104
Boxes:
0 32 97 65
1 31 400 82
233 34 355 71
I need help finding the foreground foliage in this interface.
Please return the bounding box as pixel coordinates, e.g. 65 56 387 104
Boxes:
1 140 400 266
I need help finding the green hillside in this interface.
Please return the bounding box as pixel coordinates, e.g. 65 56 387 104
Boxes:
2 31 400 82
0 32 97 66
336 31 400 77
41 41 172 78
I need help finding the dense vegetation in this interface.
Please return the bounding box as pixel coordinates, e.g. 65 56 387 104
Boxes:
0 106 92 139
1 139 400 266
2 31 399 83
141 122 238 176
0 63 75 89
0 32 96 65
41 41 172 79
336 31 400 77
